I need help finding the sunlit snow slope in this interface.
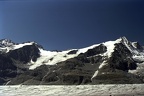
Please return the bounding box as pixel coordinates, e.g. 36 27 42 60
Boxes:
29 38 123 69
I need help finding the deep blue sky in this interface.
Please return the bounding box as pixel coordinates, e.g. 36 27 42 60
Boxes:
0 0 144 50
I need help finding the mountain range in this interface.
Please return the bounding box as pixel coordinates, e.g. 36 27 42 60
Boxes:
0 37 144 85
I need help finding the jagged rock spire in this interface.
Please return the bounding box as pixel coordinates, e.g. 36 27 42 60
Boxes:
120 36 129 44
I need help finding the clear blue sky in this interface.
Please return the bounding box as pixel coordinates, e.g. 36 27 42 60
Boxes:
0 0 144 50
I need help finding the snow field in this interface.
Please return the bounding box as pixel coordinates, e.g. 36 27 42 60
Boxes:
1 84 144 96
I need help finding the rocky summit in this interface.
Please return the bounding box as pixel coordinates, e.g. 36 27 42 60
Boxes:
0 37 144 85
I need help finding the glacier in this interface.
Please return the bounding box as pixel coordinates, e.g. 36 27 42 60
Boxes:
1 84 144 96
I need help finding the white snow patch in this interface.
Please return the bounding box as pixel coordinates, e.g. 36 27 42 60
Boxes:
103 38 121 57
77 44 99 54
29 49 78 69
99 61 107 69
128 70 137 74
13 42 34 50
91 70 99 80
132 42 138 49
133 55 144 62
0 42 34 53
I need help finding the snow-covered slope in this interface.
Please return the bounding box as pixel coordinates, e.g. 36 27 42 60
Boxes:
29 44 100 69
29 38 123 69
0 39 35 53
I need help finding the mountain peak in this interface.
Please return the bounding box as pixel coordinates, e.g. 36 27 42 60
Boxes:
120 36 127 39
0 39 16 47
119 36 129 43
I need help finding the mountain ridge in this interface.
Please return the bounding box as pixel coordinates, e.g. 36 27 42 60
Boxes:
0 37 144 85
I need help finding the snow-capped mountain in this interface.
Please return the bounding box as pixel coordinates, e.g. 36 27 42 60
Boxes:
0 39 37 53
0 39 15 47
0 37 144 85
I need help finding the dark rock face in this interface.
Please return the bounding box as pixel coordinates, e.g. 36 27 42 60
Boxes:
67 50 78 55
109 43 135 71
8 65 49 85
0 54 17 84
80 44 107 57
6 44 40 63
91 43 142 84
0 43 40 84
0 55 16 70
0 78 5 85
